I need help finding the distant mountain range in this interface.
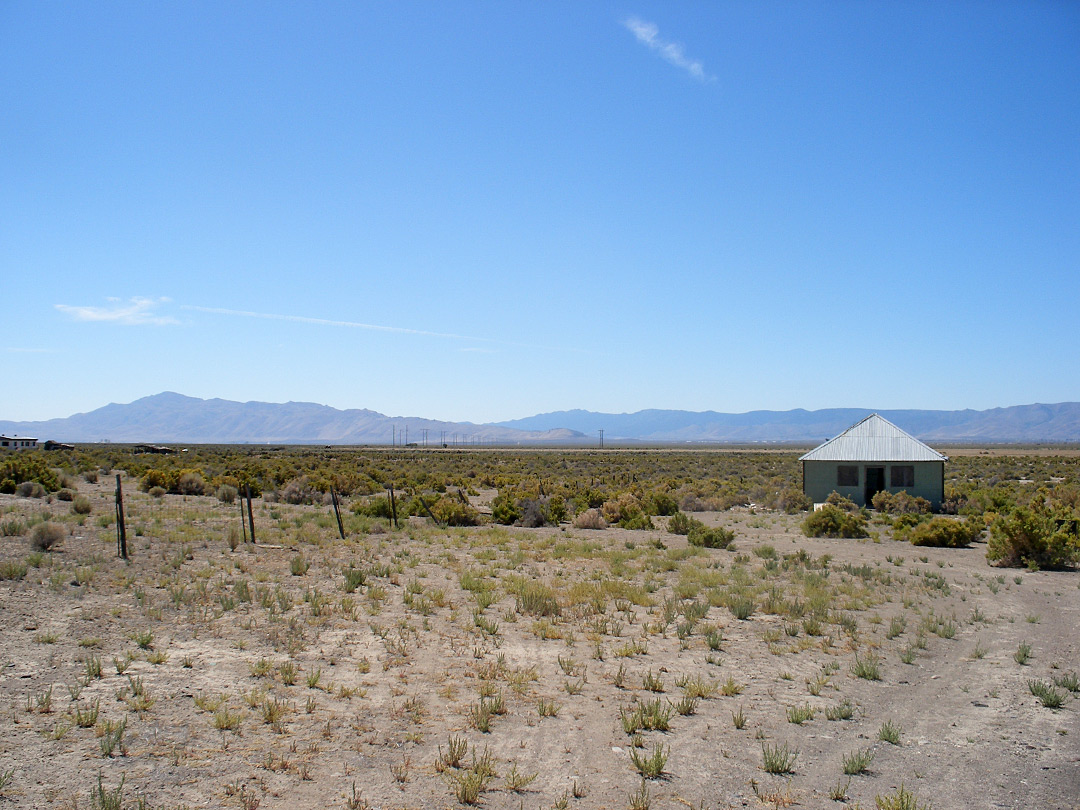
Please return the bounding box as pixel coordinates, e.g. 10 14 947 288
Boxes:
497 403 1080 443
0 393 582 445
2 393 1080 445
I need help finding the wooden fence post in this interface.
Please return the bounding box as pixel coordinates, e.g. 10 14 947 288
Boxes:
238 493 247 544
115 474 128 560
247 486 257 548
417 495 444 528
331 487 345 540
389 484 399 529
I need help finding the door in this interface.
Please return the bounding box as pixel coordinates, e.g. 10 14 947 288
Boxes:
864 467 885 505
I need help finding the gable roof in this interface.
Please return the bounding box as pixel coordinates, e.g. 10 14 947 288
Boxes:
799 414 947 463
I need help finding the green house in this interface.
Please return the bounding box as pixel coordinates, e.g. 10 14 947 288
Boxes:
800 414 947 509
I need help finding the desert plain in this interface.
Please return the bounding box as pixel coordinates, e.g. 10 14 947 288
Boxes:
0 448 1077 810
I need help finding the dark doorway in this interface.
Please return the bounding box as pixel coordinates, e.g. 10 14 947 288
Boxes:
865 467 885 505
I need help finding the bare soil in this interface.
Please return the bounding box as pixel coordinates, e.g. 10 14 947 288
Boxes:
0 480 1077 810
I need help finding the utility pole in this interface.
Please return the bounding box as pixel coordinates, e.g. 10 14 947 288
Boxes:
598 429 604 449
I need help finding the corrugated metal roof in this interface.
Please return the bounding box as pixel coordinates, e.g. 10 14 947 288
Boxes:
799 414 948 462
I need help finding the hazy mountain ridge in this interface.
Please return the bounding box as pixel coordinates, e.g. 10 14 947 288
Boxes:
0 393 582 445
2 394 1079 444
497 403 1080 443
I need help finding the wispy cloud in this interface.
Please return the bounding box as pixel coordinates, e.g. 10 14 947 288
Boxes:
184 305 582 354
623 17 714 82
55 297 178 326
184 305 482 341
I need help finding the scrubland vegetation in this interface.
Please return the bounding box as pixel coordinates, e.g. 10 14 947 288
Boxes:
0 445 1077 808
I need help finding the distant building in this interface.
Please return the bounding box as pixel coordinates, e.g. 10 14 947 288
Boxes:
799 414 947 509
133 444 175 455
0 435 38 450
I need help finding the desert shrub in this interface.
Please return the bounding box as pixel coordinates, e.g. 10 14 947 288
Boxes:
688 525 735 549
290 555 310 576
774 487 812 514
599 493 652 529
568 486 608 513
513 581 559 616
572 509 607 530
545 495 568 525
679 494 710 512
620 513 655 530
30 522 66 552
1 519 26 537
0 453 61 494
1054 485 1080 511
212 473 239 490
176 470 207 496
16 481 46 499
891 512 925 532
139 469 176 493
824 492 860 512
354 495 394 519
216 485 238 504
431 498 480 527
716 491 751 510
148 486 166 499
83 470 98 484
643 492 679 516
513 494 569 527
56 488 75 501
280 476 318 504
896 492 932 514
802 505 868 538
229 474 262 498
908 516 982 548
491 491 521 525
72 495 92 515
987 506 1079 569
873 490 931 515
667 511 700 535
939 483 964 515
0 560 28 580
602 493 643 525
518 499 547 528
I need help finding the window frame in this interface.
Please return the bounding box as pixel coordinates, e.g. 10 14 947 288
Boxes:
890 465 915 488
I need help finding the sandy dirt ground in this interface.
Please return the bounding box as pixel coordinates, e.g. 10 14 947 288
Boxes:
0 480 1077 810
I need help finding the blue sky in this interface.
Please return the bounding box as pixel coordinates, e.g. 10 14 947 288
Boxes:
2 2 1078 423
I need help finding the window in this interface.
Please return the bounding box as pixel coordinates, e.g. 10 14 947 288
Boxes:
891 466 914 488
837 466 859 487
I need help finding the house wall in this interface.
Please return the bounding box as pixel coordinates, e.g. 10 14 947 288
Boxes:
0 439 37 449
803 461 944 508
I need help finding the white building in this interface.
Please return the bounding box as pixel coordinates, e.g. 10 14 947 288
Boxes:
0 435 38 450
800 414 947 509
